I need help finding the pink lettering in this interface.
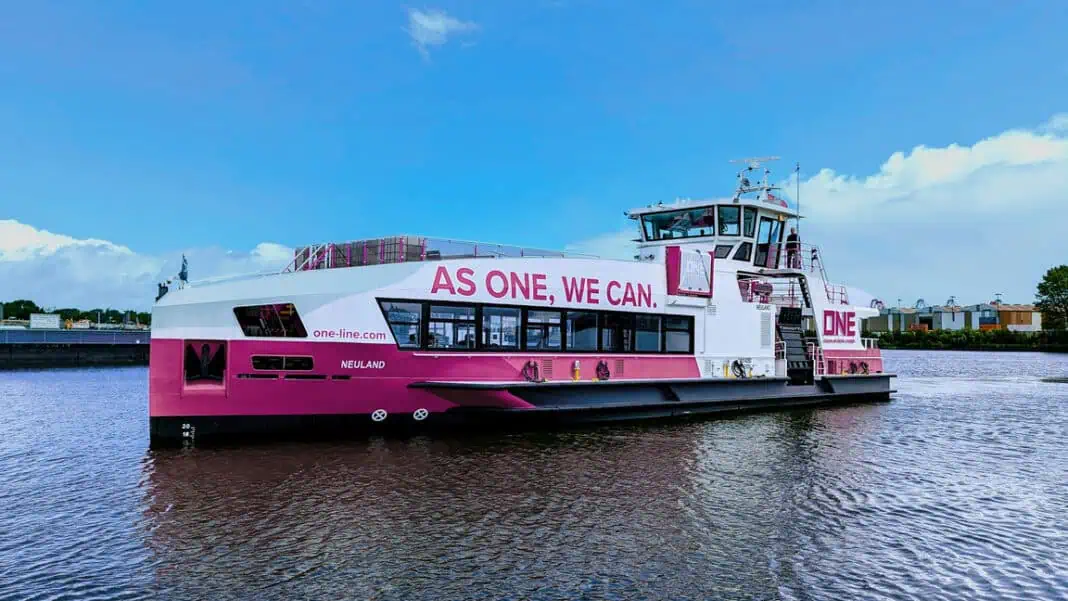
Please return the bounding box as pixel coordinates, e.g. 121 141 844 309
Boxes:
606 281 622 305
637 283 652 308
562 276 586 303
531 273 548 301
585 278 600 304
621 283 636 306
486 270 508 298
823 310 857 338
430 266 456 295
510 272 531 300
456 267 476 296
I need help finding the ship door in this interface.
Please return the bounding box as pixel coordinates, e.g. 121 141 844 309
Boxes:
183 340 227 388
754 217 783 268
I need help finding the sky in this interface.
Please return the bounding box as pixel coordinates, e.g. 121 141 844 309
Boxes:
1 0 1066 311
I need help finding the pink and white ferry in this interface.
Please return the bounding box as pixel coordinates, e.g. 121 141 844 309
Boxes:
149 160 893 446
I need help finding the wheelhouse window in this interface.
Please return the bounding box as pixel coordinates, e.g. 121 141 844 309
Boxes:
714 244 734 259
663 316 693 353
482 306 520 350
234 303 307 338
380 301 422 349
718 206 741 236
743 208 758 237
641 208 716 241
525 310 562 351
566 311 599 351
601 313 634 352
733 241 753 261
428 304 476 349
635 315 661 352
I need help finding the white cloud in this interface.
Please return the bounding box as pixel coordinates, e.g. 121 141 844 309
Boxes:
0 219 292 311
1042 113 1068 133
567 115 1068 306
405 8 478 58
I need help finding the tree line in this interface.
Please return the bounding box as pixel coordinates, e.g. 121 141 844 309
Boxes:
1 299 151 326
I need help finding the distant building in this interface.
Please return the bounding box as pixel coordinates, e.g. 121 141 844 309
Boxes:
994 304 1043 332
863 307 917 332
863 302 1042 332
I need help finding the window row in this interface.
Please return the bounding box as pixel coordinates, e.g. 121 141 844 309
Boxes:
250 355 314 370
641 206 758 241
378 300 694 354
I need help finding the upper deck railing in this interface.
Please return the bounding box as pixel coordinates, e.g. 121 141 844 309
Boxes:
744 241 850 306
283 235 596 273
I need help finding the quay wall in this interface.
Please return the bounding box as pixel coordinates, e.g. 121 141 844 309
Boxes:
0 329 150 369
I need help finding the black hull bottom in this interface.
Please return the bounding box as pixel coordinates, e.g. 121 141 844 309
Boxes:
150 375 895 448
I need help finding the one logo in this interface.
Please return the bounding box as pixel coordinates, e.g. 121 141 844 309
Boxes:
822 310 856 339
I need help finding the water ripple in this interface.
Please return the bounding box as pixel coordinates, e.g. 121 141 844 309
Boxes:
1 354 1067 600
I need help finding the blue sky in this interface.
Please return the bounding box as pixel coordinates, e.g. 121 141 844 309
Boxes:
1 0 1066 310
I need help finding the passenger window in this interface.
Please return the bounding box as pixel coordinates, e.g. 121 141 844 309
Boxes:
566 311 599 351
284 356 314 371
482 306 520 350
663 316 692 353
234 304 307 338
251 355 284 370
635 315 661 352
428 305 476 349
601 313 634 352
717 206 741 236
379 301 422 349
714 244 734 259
525 310 562 351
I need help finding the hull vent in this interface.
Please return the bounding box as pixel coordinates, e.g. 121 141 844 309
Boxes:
543 358 553 380
615 359 624 377
703 358 713 376
706 305 717 316
760 312 772 348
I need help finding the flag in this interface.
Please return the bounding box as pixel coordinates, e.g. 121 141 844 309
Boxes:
178 254 188 283
767 191 787 207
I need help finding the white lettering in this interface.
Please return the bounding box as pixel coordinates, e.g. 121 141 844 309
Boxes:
340 360 387 369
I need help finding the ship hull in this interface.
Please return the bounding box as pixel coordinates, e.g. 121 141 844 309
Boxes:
150 342 893 446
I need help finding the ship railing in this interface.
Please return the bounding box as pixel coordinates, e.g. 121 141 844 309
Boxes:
862 337 880 350
757 242 850 306
774 340 786 360
807 342 826 377
737 277 805 308
283 235 597 273
177 270 281 289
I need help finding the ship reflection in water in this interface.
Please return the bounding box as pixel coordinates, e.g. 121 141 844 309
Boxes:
141 413 866 600
1 351 1066 601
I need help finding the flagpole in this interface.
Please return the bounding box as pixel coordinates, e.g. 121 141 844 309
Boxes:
795 161 801 239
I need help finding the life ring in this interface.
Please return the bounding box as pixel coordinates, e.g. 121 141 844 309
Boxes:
596 360 610 381
731 360 747 379
860 361 870 375
848 361 859 375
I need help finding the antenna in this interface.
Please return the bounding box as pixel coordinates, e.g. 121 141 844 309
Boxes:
729 156 780 170
729 156 781 202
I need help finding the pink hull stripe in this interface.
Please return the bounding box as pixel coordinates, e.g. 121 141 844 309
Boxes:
821 349 884 374
150 339 700 418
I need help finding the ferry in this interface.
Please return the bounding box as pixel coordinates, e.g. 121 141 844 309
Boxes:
150 159 893 446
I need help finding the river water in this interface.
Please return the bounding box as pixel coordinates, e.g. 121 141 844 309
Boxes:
0 350 1066 601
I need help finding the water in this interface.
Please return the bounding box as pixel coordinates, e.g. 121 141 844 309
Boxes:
1 350 1066 601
